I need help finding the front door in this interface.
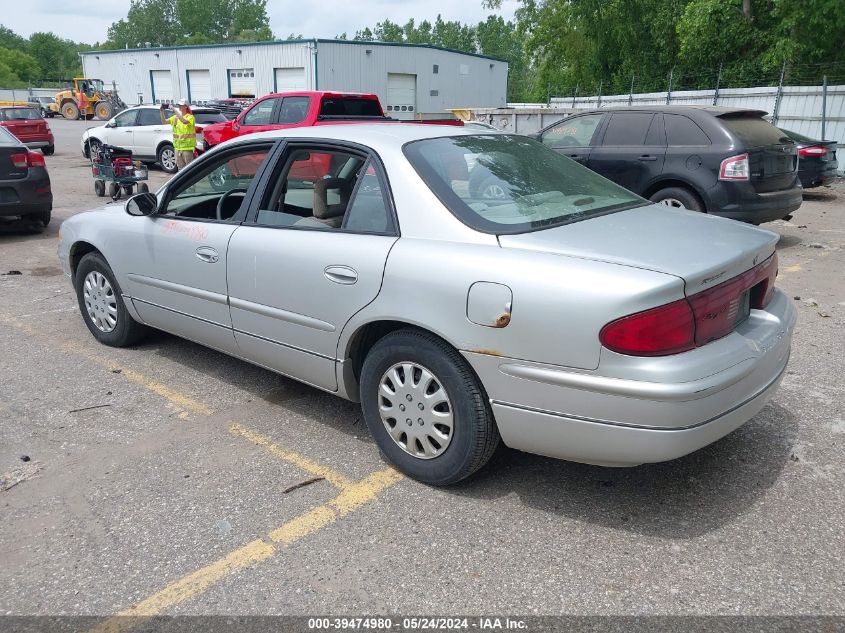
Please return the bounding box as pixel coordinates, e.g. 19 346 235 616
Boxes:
117 141 275 354
235 96 283 137
103 108 140 152
226 144 399 391
539 113 605 165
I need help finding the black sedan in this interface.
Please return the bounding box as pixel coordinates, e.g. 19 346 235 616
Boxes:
780 128 839 188
0 125 52 231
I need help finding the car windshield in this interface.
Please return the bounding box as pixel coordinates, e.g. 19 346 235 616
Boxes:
0 108 41 121
404 134 646 234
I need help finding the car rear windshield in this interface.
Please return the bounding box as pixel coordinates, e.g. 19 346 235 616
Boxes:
720 115 792 147
0 126 21 145
404 134 646 234
0 108 41 121
319 98 382 117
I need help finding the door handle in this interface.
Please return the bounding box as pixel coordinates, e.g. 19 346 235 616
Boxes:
638 155 658 161
567 155 586 163
195 246 219 263
324 265 358 285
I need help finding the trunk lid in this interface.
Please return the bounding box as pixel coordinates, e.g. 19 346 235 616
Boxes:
498 204 779 294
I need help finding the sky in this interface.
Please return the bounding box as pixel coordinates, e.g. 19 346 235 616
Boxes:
1 0 518 44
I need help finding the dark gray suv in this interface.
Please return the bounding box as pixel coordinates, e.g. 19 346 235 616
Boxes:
534 106 803 223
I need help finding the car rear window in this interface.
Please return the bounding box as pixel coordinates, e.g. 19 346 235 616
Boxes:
319 98 382 117
665 114 711 145
602 112 655 146
720 115 792 147
404 134 645 235
0 108 41 121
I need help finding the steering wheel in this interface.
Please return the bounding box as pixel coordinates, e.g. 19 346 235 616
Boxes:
216 188 247 220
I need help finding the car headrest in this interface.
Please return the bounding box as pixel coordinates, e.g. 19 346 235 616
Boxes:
313 178 349 220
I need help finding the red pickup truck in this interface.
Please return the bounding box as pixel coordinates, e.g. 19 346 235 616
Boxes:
201 90 462 150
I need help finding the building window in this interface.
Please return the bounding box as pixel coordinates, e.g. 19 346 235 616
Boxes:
433 64 439 74
430 90 439 97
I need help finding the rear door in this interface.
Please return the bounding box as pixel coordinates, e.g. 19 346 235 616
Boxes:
720 114 798 192
226 143 399 391
538 113 605 165
587 111 665 193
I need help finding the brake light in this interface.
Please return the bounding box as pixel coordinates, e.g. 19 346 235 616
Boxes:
798 146 827 157
599 299 695 356
600 253 778 356
9 151 46 169
719 153 749 180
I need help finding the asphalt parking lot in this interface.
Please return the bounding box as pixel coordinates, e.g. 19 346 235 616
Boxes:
1 117 844 622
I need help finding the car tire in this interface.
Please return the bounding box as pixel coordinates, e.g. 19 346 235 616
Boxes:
360 328 500 485
42 145 55 156
40 208 51 227
62 102 80 120
137 183 149 193
88 139 102 160
94 179 106 197
74 252 147 347
157 144 177 173
650 186 704 212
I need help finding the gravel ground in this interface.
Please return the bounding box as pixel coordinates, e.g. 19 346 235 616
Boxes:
0 117 843 622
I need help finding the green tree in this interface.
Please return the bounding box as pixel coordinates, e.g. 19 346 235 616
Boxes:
28 32 87 79
0 47 40 87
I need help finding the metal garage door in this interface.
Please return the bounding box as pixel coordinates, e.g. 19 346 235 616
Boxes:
274 67 307 92
387 73 416 120
187 69 211 104
229 68 256 98
150 70 173 104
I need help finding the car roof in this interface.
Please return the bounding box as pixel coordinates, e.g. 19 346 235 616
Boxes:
245 122 484 149
567 105 768 117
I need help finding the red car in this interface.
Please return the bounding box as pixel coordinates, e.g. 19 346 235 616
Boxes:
0 107 54 155
202 91 388 149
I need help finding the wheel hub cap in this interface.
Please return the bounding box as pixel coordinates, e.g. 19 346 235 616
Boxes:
378 362 454 459
659 198 686 209
83 271 118 333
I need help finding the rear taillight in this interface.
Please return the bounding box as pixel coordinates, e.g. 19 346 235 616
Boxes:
10 151 46 169
599 299 695 357
600 253 778 356
719 153 750 180
798 146 827 157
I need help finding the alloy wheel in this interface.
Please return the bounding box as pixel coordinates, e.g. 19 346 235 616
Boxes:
658 198 686 209
160 148 177 172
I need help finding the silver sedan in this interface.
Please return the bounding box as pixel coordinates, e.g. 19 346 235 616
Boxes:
58 124 796 485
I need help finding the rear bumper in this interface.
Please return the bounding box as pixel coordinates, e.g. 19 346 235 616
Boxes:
0 173 52 217
463 289 796 466
798 163 838 188
23 140 52 149
706 179 803 223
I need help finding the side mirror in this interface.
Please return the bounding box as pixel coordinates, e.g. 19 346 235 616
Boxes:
125 192 158 216
232 121 240 132
106 120 116 128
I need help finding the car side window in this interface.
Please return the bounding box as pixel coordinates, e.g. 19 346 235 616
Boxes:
277 96 310 124
113 110 139 127
601 113 655 146
136 108 169 126
161 145 272 222
242 98 280 126
255 147 392 233
541 114 603 148
665 114 711 146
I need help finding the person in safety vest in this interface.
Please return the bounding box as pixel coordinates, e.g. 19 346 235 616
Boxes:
160 99 196 170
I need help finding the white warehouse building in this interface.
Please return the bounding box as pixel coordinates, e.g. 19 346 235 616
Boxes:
80 39 508 119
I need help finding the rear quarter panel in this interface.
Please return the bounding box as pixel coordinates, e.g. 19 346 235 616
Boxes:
339 238 685 372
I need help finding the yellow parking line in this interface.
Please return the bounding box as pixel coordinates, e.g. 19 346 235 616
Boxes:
782 264 802 273
229 423 354 490
90 468 403 633
0 313 212 418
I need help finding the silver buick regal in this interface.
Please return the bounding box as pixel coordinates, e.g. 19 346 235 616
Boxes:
58 124 796 485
